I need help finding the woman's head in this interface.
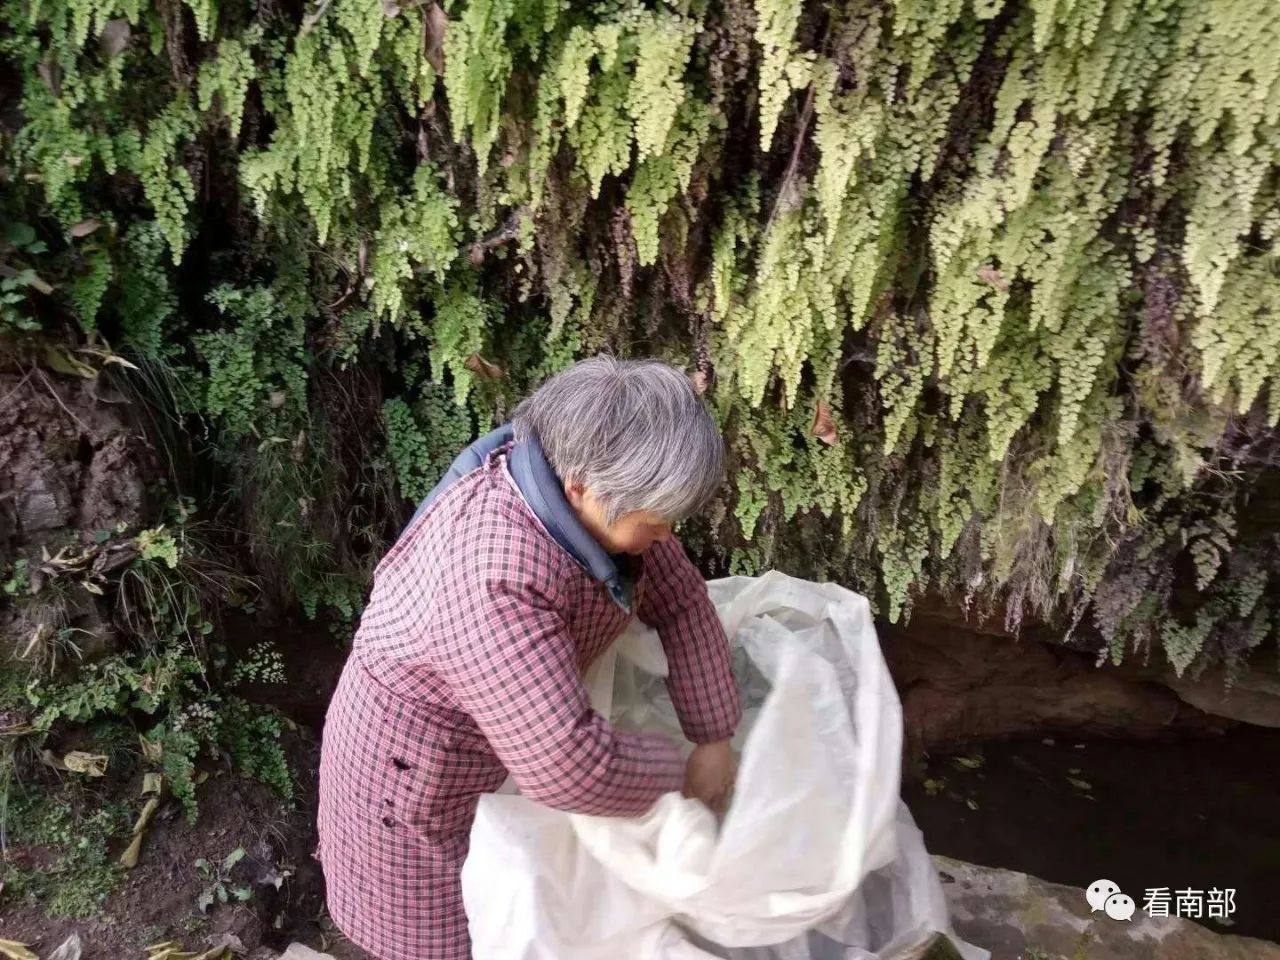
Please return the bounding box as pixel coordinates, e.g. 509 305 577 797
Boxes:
510 355 725 555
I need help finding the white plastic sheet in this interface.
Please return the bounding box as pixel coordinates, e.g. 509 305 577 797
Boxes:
462 571 989 960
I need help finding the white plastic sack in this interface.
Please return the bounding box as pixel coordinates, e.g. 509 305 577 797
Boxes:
462 571 988 960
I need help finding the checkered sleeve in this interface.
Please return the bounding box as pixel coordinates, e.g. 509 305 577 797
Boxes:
437 546 685 816
638 535 742 744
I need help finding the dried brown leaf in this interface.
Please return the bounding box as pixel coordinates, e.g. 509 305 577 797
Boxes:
976 263 1010 292
812 399 838 445
139 733 164 763
99 18 132 57
424 2 447 74
0 938 39 960
63 751 108 776
70 218 103 238
464 354 504 379
44 350 98 378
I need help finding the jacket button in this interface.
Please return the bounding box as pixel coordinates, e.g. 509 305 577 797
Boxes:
392 757 411 770
382 815 395 827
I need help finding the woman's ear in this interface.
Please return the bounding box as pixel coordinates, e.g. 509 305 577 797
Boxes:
563 480 586 508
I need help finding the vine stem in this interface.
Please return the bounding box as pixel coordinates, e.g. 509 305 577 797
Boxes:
763 79 817 238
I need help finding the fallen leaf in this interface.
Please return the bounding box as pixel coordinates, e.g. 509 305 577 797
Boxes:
976 263 1010 292
118 833 144 869
811 399 838 445
43 347 98 379
203 934 245 956
0 938 38 960
20 624 48 660
69 218 102 238
223 847 246 872
99 18 131 57
965 798 979 810
424 2 447 74
10 267 54 295
63 751 108 776
1066 776 1092 791
76 346 140 370
463 354 504 380
47 932 82 960
119 796 160 868
139 733 164 763
142 771 164 795
81 579 104 595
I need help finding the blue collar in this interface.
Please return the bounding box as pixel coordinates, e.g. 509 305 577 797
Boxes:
507 430 635 614
408 424 635 613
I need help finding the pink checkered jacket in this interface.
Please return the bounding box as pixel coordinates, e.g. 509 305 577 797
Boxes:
316 436 741 960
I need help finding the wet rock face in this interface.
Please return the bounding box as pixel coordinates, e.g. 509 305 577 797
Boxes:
1 373 155 555
879 588 1280 761
935 856 1280 960
880 614 1233 769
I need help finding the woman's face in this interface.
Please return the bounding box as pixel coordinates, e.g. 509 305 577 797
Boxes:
564 483 673 555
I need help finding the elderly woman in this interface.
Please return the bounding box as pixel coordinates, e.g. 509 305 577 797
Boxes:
316 355 743 960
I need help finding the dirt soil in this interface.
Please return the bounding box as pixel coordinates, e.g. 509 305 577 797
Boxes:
0 731 369 960
0 617 370 960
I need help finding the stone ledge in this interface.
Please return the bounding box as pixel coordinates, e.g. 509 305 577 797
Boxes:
936 856 1280 960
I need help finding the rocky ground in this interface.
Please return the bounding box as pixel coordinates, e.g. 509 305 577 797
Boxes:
940 857 1280 960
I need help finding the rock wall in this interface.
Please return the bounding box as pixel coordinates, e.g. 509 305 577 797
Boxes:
880 608 1240 770
0 369 159 660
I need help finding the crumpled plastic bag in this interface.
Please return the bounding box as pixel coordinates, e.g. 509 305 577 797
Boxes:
462 571 989 960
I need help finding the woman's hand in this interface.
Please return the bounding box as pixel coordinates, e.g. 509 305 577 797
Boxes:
682 739 736 814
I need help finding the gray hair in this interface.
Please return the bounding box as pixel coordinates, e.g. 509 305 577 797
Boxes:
509 355 725 527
